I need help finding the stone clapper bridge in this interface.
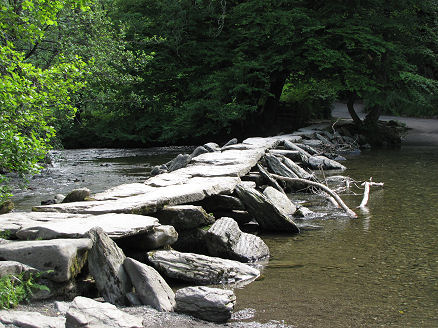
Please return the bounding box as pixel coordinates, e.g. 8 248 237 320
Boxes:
0 125 354 325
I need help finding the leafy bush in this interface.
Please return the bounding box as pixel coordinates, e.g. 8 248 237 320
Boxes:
0 272 50 309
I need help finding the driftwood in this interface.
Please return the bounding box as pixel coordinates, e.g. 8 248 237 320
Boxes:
359 180 384 208
271 174 357 218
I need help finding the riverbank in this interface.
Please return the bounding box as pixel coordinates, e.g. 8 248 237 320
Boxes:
332 102 438 146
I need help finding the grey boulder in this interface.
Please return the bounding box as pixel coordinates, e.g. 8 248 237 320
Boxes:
205 217 269 262
235 184 299 233
65 296 143 328
117 225 178 251
87 228 131 305
62 188 91 203
123 257 175 312
175 286 236 323
263 186 296 216
147 250 259 285
155 205 215 231
167 154 192 172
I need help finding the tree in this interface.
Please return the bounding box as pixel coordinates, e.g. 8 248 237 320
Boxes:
0 0 89 203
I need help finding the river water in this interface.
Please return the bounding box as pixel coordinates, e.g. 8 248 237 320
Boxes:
9 144 438 327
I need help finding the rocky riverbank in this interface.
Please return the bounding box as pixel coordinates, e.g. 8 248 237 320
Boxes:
0 122 363 327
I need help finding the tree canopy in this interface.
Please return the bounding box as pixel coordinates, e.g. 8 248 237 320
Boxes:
1 0 437 202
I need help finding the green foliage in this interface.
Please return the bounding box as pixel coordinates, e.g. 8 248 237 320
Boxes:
0 230 11 240
0 272 50 309
0 0 89 200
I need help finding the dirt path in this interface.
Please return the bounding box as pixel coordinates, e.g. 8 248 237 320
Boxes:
332 102 438 146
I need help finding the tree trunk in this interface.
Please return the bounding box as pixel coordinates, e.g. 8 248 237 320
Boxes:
347 95 362 126
364 105 382 126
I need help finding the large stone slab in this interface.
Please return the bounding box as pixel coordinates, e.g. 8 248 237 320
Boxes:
32 177 240 215
190 149 265 167
14 213 159 240
205 217 269 262
124 257 175 312
65 296 143 328
0 310 65 328
87 228 131 305
175 286 236 323
0 239 91 282
147 250 260 285
235 184 300 233
93 183 155 200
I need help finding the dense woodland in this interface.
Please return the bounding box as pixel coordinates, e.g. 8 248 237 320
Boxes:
1 0 438 202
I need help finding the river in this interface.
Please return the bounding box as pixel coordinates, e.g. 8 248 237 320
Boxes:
9 135 438 327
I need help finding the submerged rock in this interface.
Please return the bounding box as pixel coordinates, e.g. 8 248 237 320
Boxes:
147 250 260 285
175 286 236 323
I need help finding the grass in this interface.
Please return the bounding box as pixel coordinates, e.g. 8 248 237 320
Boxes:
0 271 50 309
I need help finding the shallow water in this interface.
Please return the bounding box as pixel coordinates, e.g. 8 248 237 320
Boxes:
233 145 438 327
11 146 193 210
9 144 438 327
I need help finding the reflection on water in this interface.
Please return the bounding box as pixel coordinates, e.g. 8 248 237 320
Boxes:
233 145 438 328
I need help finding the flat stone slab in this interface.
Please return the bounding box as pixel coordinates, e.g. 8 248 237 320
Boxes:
190 149 265 167
0 239 92 282
32 177 240 215
0 310 65 328
147 250 260 285
93 183 156 200
10 212 159 240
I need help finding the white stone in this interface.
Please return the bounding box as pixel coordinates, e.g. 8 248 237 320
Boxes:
65 296 143 328
0 310 65 328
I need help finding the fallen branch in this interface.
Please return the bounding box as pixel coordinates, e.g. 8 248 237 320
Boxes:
271 174 358 218
359 179 384 208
